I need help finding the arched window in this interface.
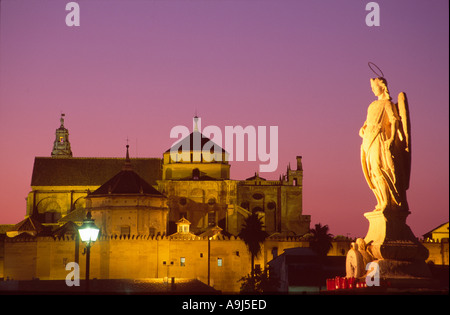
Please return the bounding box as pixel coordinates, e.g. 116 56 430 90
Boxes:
240 201 249 210
267 201 276 210
208 212 215 227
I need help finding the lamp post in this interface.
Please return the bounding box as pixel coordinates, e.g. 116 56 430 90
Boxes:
78 211 99 291
207 236 211 286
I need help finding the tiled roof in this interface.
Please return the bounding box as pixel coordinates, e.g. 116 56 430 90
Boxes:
245 172 266 181
90 169 163 196
0 225 15 234
58 208 86 224
31 157 162 186
14 216 43 233
52 221 79 237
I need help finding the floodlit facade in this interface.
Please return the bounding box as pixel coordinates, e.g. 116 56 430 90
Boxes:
0 115 311 292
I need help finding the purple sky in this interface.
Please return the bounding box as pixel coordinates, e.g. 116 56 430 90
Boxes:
0 0 448 238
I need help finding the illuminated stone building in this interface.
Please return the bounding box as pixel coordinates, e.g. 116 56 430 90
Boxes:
25 114 310 237
158 116 310 236
0 114 314 292
86 146 169 237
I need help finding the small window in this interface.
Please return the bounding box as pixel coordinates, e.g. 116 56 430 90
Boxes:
293 178 297 186
180 257 185 267
217 258 223 267
240 202 249 210
208 212 215 227
192 168 200 180
44 211 61 223
120 226 130 235
252 193 264 200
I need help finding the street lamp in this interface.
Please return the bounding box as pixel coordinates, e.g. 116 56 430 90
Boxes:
78 211 99 290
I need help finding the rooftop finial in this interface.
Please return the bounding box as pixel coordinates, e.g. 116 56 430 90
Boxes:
193 115 199 132
60 113 65 127
123 143 133 170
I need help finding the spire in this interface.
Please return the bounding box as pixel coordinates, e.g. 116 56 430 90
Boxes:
122 144 133 170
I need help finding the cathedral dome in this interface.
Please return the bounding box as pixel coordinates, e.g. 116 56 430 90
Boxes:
162 116 230 180
164 130 227 155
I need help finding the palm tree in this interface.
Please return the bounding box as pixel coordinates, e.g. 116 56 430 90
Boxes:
238 213 269 280
309 223 334 259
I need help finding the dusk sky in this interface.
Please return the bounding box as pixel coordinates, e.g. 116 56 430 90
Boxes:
0 0 448 238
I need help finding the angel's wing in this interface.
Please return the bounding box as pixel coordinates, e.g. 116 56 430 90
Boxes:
397 92 411 189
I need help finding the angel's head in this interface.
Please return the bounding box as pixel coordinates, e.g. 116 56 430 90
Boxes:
370 77 391 100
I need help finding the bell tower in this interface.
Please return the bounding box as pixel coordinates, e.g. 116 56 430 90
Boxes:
51 113 73 158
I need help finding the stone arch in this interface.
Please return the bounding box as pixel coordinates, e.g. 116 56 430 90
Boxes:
73 196 86 210
36 197 62 223
36 197 61 213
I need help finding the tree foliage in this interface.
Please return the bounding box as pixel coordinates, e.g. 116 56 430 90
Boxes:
309 223 334 258
238 267 279 294
238 213 269 277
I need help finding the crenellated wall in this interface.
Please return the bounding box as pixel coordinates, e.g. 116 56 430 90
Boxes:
2 234 309 292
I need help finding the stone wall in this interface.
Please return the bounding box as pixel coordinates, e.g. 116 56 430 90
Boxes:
3 235 444 292
423 239 449 265
1 234 309 293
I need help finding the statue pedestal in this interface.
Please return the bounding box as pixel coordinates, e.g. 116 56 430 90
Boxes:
363 210 431 279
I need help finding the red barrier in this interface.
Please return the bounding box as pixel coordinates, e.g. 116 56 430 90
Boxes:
326 277 370 291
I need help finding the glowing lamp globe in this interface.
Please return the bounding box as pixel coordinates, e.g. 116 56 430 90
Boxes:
78 212 99 244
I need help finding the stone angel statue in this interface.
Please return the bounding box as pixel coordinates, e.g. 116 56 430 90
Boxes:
359 77 411 212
